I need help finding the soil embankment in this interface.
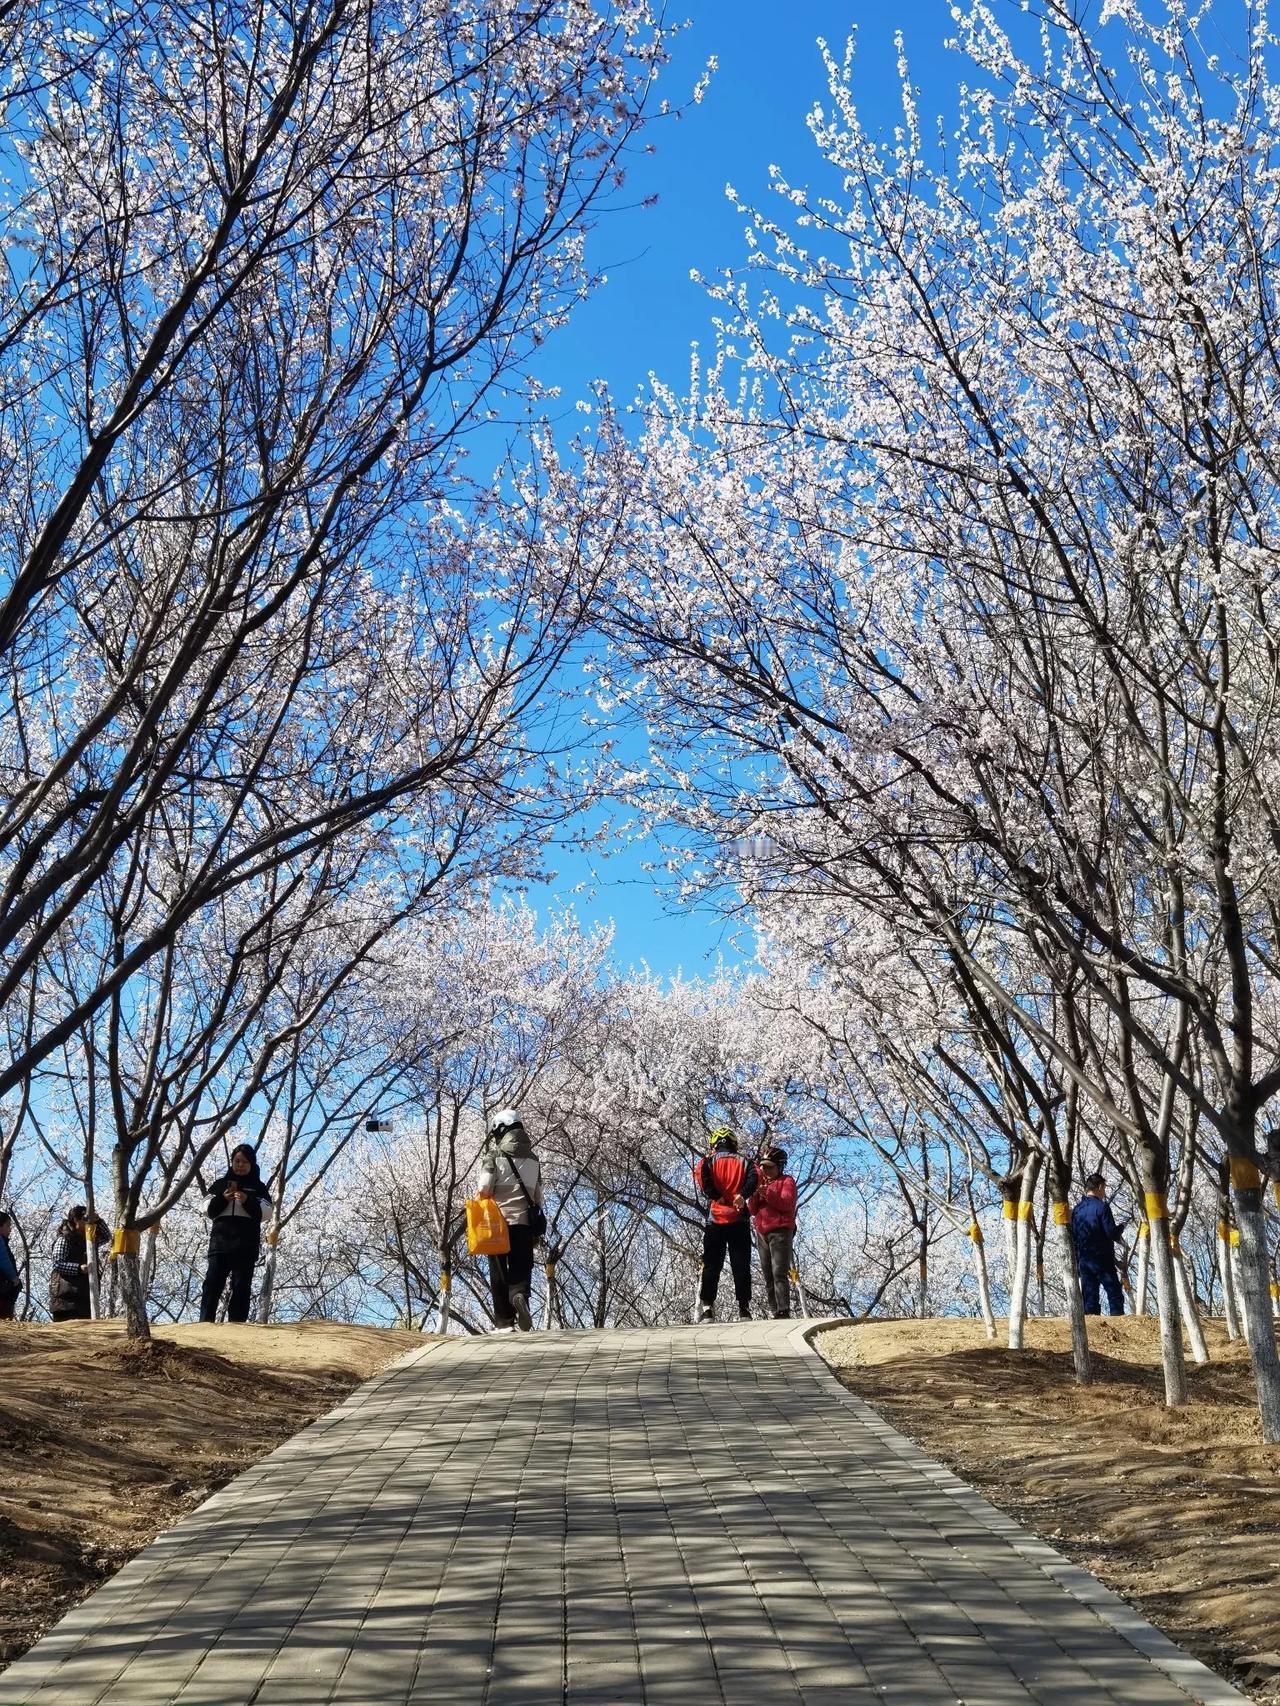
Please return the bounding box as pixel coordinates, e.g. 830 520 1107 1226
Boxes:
0 1319 425 1671
817 1316 1280 1703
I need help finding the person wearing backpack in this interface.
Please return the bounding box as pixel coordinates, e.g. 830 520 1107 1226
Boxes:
692 1127 758 1322
477 1108 545 1332
748 1147 798 1319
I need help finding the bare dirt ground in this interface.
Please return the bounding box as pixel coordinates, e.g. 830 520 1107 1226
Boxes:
0 1318 426 1674
816 1315 1280 1703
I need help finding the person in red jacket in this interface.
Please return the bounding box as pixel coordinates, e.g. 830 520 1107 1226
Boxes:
693 1128 758 1322
748 1147 798 1319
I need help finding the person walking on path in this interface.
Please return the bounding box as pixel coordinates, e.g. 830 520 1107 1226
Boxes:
0 1210 21 1320
1071 1171 1127 1316
693 1127 758 1322
748 1147 797 1319
476 1108 544 1332
48 1205 108 1321
199 1144 272 1323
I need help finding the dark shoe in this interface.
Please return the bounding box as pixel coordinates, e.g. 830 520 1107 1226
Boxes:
511 1292 533 1332
694 1302 714 1323
738 1306 752 1320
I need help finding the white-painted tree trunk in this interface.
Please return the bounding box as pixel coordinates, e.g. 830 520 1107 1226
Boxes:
1230 1238 1254 1341
1007 1211 1033 1351
1235 1197 1280 1444
1219 1227 1241 1339
1133 1225 1150 1316
257 1240 278 1324
1001 1204 1017 1316
790 1259 811 1320
969 1228 996 1340
1172 1245 1209 1366
1147 1215 1187 1408
1051 1211 1091 1383
85 1228 102 1320
435 1267 453 1334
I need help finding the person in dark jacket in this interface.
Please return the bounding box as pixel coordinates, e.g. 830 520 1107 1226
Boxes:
693 1128 758 1322
199 1143 272 1323
747 1147 798 1319
0 1211 21 1320
1071 1172 1127 1316
48 1205 108 1321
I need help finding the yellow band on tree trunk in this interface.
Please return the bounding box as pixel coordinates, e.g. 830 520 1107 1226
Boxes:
1143 1192 1168 1221
1137 1221 1149 1239
1016 1200 1033 1221
1002 1200 1016 1219
1229 1227 1241 1247
968 1223 984 1245
110 1228 140 1257
1051 1201 1069 1225
265 1227 279 1248
1229 1156 1262 1191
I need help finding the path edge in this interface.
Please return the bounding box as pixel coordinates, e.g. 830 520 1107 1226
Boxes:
0 1336 448 1700
796 1319 1248 1706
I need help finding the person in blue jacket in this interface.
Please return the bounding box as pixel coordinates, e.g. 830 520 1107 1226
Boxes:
0 1211 21 1319
1071 1172 1127 1315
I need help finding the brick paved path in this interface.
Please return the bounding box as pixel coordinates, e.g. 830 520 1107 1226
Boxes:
0 1322 1245 1706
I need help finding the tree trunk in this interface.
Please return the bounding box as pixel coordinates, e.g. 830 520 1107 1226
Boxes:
969 1223 996 1340
1232 1168 1280 1443
1172 1241 1209 1367
257 1230 279 1324
1007 1164 1039 1351
1219 1223 1242 1339
141 1224 160 1298
540 1258 556 1331
1001 1195 1017 1318
1230 1235 1254 1340
85 1221 102 1320
117 1245 151 1340
435 1263 453 1334
1146 1206 1187 1408
1133 1222 1150 1316
1050 1203 1091 1383
791 1255 811 1320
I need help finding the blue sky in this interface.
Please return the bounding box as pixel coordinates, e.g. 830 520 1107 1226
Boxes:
525 3 963 978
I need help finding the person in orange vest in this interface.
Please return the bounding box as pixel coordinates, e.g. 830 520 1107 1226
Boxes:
693 1127 758 1322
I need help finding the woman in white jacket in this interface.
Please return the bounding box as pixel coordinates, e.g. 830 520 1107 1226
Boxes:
476 1108 544 1331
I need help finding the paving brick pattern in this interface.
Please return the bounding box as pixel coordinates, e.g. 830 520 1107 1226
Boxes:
0 1322 1246 1705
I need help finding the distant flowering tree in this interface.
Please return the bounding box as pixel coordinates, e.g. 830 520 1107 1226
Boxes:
585 3 1280 1435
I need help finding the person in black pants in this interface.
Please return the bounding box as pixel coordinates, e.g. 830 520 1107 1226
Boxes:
693 1128 759 1322
200 1143 272 1322
476 1108 545 1331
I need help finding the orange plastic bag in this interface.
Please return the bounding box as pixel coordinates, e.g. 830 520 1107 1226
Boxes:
466 1196 510 1256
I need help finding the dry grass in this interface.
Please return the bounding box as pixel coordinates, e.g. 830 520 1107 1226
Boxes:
0 1318 426 1672
816 1314 1280 1703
